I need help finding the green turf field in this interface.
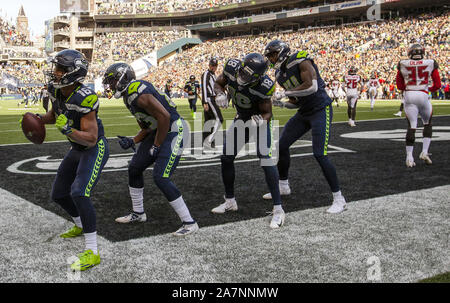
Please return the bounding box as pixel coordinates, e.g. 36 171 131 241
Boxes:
1 97 450 145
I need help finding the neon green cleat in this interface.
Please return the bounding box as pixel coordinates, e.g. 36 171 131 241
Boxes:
60 225 83 238
70 250 101 271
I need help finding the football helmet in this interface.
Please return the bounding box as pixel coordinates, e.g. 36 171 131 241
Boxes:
236 53 268 86
190 75 195 81
264 40 291 69
408 44 425 60
45 49 88 89
102 62 136 99
349 66 358 75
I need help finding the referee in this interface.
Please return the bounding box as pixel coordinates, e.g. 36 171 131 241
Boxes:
201 57 223 149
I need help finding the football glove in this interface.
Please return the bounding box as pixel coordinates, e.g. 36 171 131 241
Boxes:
149 144 160 160
215 93 229 108
271 91 286 102
251 114 265 127
55 114 73 135
117 135 135 151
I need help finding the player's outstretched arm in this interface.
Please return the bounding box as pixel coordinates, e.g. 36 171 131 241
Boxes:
39 108 57 124
258 99 273 121
214 73 228 95
137 94 170 147
285 60 318 97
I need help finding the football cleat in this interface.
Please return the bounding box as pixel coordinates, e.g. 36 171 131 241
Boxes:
393 111 402 117
348 120 356 127
263 185 291 200
211 197 238 214
115 212 147 223
419 152 432 165
406 158 416 168
269 209 285 229
326 197 347 214
70 249 100 271
173 222 199 237
60 225 83 238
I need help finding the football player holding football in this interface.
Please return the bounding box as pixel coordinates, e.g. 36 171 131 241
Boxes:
103 63 199 236
264 39 347 214
211 53 286 228
38 49 110 271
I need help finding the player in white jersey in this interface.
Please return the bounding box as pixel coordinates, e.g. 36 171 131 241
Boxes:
368 73 380 111
396 44 441 167
344 67 361 127
331 77 341 107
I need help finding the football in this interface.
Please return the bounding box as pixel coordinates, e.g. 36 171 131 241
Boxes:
21 112 45 144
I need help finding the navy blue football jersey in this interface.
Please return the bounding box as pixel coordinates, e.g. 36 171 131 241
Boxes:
222 58 275 119
122 79 180 129
275 51 332 115
184 80 200 99
49 83 105 150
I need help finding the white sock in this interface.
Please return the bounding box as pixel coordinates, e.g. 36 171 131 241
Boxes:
422 137 431 155
332 191 342 200
169 196 194 223
84 232 98 255
72 217 82 228
406 146 414 158
129 186 144 214
279 179 289 187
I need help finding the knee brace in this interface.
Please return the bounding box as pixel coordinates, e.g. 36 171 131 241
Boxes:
128 165 145 188
406 128 416 146
423 124 432 138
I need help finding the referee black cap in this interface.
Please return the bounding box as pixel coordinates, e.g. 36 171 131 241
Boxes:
209 57 218 66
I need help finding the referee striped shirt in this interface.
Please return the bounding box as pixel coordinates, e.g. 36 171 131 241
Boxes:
201 69 216 106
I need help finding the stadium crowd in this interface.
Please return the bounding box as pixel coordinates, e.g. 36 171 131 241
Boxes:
0 10 448 100
92 30 186 65
96 0 249 15
0 17 32 47
144 12 449 99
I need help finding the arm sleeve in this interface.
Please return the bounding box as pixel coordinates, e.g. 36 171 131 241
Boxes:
429 69 441 92
396 70 406 91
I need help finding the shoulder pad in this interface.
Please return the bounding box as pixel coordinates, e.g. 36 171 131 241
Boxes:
66 86 98 113
127 80 149 96
286 51 309 69
223 59 240 81
249 76 275 100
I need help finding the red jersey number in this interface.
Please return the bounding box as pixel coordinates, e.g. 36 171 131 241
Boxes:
346 79 358 89
405 66 429 86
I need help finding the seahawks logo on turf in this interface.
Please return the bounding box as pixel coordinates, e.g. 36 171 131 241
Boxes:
6 141 354 175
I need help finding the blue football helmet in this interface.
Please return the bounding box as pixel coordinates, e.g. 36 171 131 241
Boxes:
102 62 136 99
264 40 291 69
45 49 88 88
236 53 268 86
